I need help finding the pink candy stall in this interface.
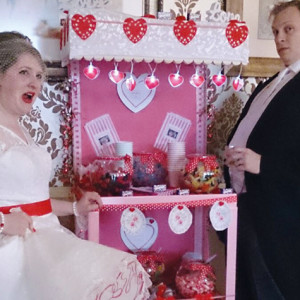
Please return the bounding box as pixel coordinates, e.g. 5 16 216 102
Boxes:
60 4 249 299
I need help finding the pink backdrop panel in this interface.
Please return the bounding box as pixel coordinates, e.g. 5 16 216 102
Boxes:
78 60 200 164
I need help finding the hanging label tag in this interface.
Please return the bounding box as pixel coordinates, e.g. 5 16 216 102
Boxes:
209 201 232 231
168 204 193 234
120 207 146 234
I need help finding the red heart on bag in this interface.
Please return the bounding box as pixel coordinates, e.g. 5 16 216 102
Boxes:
71 14 97 40
144 75 159 90
123 18 147 43
178 205 184 210
173 19 197 45
129 207 135 212
108 70 125 84
212 74 226 86
189 74 205 88
168 73 184 87
226 20 248 48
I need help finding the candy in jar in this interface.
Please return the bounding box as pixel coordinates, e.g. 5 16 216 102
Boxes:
181 154 221 194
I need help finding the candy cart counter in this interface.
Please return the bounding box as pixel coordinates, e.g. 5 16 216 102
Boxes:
87 193 237 299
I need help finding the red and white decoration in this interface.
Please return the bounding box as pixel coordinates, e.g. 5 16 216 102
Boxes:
168 204 193 234
209 200 232 231
61 9 249 67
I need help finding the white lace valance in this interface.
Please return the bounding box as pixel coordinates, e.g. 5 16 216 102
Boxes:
60 8 249 66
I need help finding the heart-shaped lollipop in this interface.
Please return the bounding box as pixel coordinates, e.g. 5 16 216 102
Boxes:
144 75 159 90
168 73 184 88
83 63 100 80
109 69 125 84
189 74 205 88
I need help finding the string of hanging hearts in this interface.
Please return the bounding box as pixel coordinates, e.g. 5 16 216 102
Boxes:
83 61 245 92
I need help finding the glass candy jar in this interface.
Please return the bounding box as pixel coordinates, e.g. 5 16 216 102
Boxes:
75 155 133 196
181 154 221 194
132 152 167 187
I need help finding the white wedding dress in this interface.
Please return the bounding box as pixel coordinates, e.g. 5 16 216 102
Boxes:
0 125 151 300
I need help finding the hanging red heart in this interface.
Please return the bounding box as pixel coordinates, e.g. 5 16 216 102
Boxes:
109 69 125 84
212 74 226 86
232 77 244 91
83 64 100 80
168 73 184 87
144 75 159 90
126 76 136 91
123 18 147 44
173 19 197 45
189 74 205 88
71 14 97 40
226 20 248 48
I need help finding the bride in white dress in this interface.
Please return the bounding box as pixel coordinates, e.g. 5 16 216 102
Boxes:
0 35 151 300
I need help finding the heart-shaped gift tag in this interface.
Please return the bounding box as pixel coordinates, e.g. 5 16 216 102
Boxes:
109 69 125 84
144 75 159 90
83 63 100 80
123 18 148 44
120 217 158 251
117 73 156 113
212 74 226 87
232 77 244 91
189 74 205 88
168 73 184 88
226 20 249 48
71 14 97 40
173 19 197 45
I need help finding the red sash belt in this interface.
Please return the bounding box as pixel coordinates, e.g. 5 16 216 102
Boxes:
0 199 52 216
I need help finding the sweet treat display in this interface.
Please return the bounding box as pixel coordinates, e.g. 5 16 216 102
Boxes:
132 152 168 187
175 260 216 298
136 251 165 284
75 155 133 196
181 154 222 194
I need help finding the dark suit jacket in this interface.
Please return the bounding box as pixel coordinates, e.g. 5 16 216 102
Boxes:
225 72 300 299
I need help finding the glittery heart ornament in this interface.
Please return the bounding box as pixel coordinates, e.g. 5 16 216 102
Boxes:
123 18 148 44
71 14 97 40
189 74 205 88
173 19 197 45
212 74 226 87
168 73 184 88
144 75 159 90
83 63 100 80
109 69 125 84
232 76 244 91
226 20 249 48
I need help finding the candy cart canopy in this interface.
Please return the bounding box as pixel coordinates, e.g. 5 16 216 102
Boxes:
61 8 249 67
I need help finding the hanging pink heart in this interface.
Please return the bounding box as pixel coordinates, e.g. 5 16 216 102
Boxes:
71 14 97 40
126 76 136 91
123 18 148 44
173 19 197 45
168 73 184 88
83 64 100 80
144 75 159 90
226 20 249 48
232 77 244 91
108 69 125 84
189 74 205 88
212 74 226 87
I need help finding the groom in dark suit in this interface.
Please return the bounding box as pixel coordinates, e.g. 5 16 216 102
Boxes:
223 1 300 299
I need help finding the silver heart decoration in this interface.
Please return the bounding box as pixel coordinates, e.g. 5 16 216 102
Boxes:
120 217 158 252
117 72 156 113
